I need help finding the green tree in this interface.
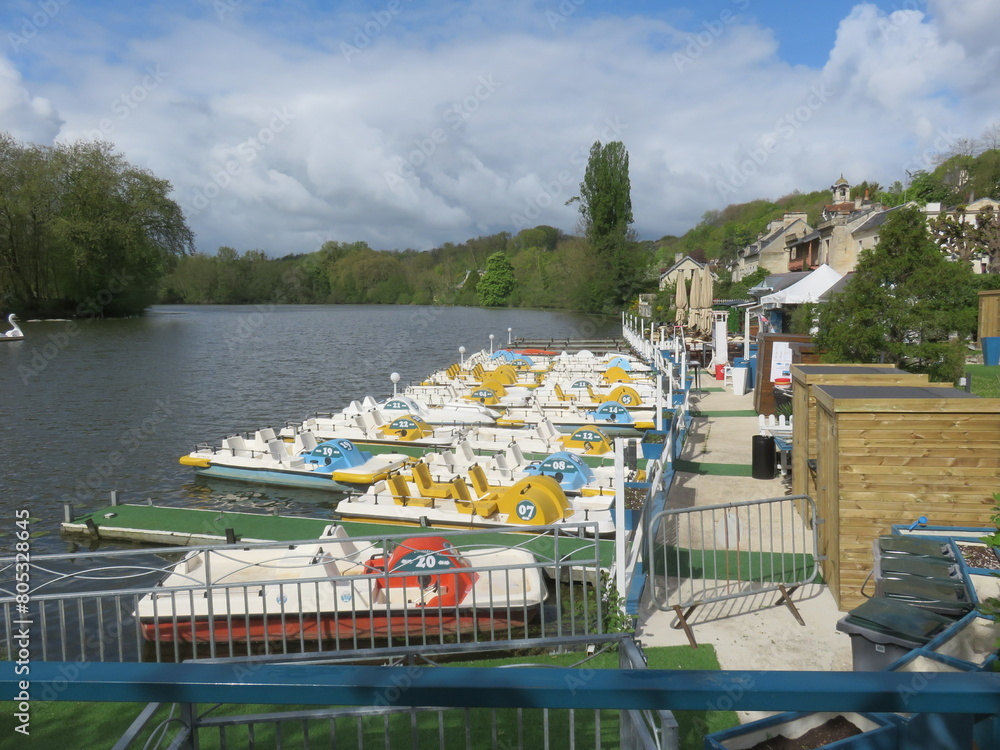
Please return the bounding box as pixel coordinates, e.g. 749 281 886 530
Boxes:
0 135 193 316
477 251 515 307
816 206 978 381
907 169 954 204
570 140 646 312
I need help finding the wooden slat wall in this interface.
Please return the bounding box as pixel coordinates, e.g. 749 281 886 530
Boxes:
978 289 1000 341
813 389 1000 611
815 402 841 598
790 366 929 497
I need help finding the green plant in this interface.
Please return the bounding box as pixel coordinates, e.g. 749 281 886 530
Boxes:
600 570 633 634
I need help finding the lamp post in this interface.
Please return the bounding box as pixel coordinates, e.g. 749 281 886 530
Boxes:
489 334 494 355
507 327 512 346
459 346 465 365
390 372 400 397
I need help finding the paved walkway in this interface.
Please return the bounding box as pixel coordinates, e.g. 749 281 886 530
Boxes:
636 366 852 716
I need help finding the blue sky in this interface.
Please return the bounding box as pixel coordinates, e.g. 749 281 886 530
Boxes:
0 0 997 254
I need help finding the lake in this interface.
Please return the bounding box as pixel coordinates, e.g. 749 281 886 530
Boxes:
0 304 619 556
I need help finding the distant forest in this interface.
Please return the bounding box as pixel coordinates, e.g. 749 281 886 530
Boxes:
159 227 660 312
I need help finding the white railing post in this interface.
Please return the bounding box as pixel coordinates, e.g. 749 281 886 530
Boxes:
614 437 627 603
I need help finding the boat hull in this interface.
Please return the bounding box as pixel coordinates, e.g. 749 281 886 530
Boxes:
191 464 358 492
139 607 538 643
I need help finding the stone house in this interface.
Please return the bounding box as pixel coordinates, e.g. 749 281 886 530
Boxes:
659 254 707 290
733 212 811 281
786 176 890 275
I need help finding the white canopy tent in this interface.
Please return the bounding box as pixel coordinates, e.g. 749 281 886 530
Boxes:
759 264 843 309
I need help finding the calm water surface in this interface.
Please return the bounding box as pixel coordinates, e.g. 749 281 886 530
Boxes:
0 305 618 556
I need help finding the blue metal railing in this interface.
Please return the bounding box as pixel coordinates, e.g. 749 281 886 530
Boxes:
5 661 1000 714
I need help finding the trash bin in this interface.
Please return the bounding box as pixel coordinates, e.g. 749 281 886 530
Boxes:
751 434 776 480
875 554 960 595
875 535 955 560
714 364 726 380
983 336 1000 366
731 365 749 396
877 576 973 618
836 597 956 671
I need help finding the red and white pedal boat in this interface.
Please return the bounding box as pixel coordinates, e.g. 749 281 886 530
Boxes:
135 526 546 642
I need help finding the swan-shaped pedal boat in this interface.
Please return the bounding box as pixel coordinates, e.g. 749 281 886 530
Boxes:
1 314 23 341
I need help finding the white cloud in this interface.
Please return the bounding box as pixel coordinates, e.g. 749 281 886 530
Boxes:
1 1 997 254
0 57 62 143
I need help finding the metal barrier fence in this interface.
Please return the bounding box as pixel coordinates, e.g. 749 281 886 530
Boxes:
107 635 678 750
646 495 821 646
0 524 604 664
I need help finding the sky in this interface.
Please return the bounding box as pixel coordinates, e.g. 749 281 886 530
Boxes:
1 0 998 256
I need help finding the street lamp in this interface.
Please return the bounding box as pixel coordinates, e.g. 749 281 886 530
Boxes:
390 371 400 397
489 334 494 355
459 346 465 365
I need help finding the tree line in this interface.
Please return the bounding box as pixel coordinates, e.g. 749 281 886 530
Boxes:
161 140 653 315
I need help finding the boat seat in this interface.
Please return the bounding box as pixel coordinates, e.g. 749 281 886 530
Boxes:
456 440 476 464
386 474 435 507
468 463 500 497
299 431 318 452
225 435 252 457
506 442 525 466
492 453 514 480
256 427 277 443
410 462 457 499
451 477 498 517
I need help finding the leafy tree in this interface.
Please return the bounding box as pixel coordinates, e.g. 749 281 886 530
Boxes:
0 134 193 316
569 140 646 312
907 170 953 204
816 206 977 381
477 251 515 307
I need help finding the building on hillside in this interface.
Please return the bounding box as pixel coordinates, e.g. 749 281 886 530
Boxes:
786 176 890 275
733 213 812 281
658 254 707 291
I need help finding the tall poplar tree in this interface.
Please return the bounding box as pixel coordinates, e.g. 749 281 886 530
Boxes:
570 140 646 313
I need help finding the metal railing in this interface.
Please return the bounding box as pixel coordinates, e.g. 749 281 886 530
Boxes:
646 495 821 646
106 634 678 750
0 525 604 664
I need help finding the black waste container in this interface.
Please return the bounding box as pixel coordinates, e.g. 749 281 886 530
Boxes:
878 576 972 618
876 536 955 560
751 434 776 480
836 597 955 671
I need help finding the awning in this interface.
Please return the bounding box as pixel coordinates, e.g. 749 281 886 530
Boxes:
760 264 843 309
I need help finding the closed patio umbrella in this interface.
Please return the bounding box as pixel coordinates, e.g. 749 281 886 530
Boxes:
674 274 688 324
701 266 715 333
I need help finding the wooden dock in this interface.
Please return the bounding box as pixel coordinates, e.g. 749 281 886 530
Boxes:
61 503 613 570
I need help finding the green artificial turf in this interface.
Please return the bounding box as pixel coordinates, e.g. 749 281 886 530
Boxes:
0 645 737 749
652 545 822 583
673 459 754 477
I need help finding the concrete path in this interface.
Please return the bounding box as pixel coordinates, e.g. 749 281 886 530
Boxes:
636 367 852 719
